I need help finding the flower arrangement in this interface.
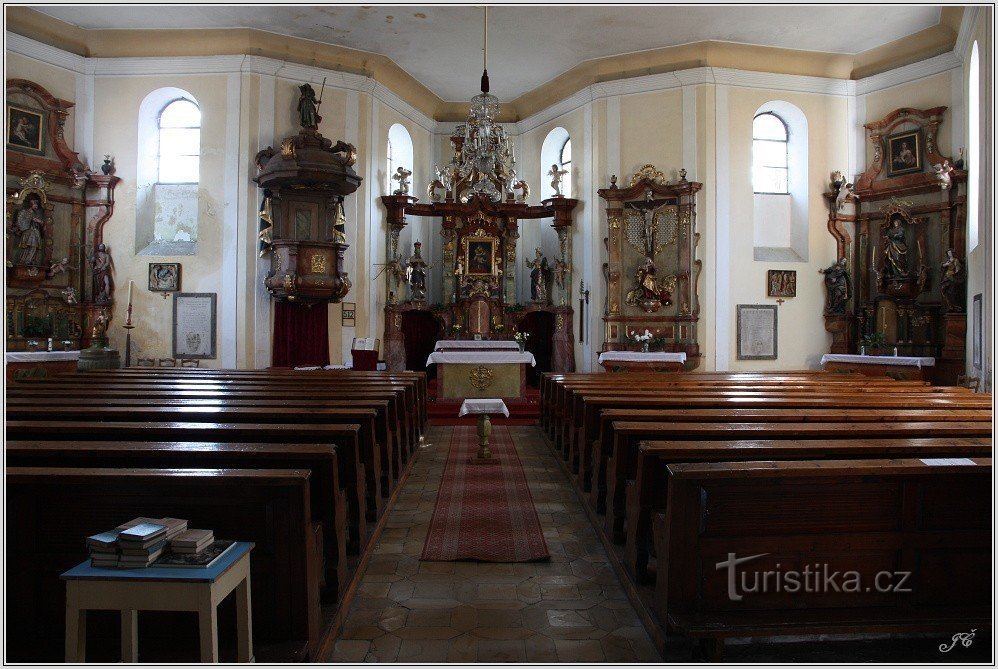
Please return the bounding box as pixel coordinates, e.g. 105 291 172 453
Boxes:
450 323 463 335
513 330 529 344
630 329 655 352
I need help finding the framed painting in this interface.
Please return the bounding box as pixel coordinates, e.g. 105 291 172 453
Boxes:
464 238 496 276
886 129 922 177
737 304 777 360
767 270 796 298
173 292 217 359
148 263 181 292
6 104 44 155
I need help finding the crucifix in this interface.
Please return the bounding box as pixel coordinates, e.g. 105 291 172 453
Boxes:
624 189 669 258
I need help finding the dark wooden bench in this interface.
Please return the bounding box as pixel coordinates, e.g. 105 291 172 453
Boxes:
6 439 350 600
625 436 994 582
6 466 322 662
5 419 372 552
653 457 992 660
604 420 994 541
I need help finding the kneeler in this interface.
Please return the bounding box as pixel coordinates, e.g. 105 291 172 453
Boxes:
272 301 330 368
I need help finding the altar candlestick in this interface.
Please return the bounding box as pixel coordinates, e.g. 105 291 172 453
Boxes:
127 280 134 308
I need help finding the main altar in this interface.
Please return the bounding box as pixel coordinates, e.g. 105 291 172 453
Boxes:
380 68 579 389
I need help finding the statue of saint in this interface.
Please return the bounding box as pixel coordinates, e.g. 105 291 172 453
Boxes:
940 248 965 311
884 217 909 279
526 248 549 302
297 83 320 129
92 243 114 304
819 257 851 315
406 241 430 302
12 196 44 266
548 164 569 197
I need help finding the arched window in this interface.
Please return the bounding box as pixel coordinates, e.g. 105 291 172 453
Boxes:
753 112 789 194
967 41 980 252
386 123 414 194
559 138 572 198
158 99 201 184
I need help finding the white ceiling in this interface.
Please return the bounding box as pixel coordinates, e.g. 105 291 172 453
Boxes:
31 5 944 101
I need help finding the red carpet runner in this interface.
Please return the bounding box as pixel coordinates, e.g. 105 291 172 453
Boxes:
421 426 550 562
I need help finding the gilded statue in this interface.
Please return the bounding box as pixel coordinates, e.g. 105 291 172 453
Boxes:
883 217 909 279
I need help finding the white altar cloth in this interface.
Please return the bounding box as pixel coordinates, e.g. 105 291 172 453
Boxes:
5 350 81 362
426 351 536 367
597 351 687 364
459 399 510 417
435 340 520 351
821 354 935 368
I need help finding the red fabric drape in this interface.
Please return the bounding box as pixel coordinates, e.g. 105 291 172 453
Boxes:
272 301 330 368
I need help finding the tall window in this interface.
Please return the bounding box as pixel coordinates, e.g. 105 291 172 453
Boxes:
753 112 789 194
560 138 572 198
386 123 413 194
158 99 201 184
967 41 980 252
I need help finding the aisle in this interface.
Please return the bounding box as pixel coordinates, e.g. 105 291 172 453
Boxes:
328 424 661 663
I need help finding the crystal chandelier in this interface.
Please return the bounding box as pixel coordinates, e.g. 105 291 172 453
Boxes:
445 7 516 202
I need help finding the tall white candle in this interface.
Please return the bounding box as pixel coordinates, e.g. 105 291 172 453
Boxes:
127 279 134 307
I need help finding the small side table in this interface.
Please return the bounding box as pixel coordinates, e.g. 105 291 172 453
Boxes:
459 398 509 464
60 541 255 663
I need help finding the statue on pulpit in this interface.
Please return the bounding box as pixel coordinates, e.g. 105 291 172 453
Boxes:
526 248 550 303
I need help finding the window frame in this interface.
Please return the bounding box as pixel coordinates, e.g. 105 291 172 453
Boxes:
752 112 789 195
157 98 201 185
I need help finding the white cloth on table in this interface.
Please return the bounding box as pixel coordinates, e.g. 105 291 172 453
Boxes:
425 351 536 367
459 399 510 417
434 340 520 351
597 351 687 364
5 351 81 362
821 354 936 368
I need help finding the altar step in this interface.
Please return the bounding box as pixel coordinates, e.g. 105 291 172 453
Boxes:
426 380 540 426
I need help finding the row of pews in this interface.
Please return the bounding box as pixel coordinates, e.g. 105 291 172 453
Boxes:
5 367 427 662
539 370 992 660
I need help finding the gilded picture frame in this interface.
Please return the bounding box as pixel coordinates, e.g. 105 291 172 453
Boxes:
6 104 45 155
886 129 923 177
463 237 497 276
766 270 796 298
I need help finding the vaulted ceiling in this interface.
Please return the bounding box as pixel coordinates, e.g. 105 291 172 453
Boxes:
32 5 948 103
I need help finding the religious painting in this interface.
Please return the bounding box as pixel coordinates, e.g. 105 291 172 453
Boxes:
148 263 181 292
464 238 496 276
173 292 217 359
737 304 777 360
6 104 44 154
766 270 796 298
886 130 922 177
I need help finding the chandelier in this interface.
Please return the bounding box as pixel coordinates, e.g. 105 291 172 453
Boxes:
443 7 516 202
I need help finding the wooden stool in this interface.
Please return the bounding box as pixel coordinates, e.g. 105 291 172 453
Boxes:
61 542 255 663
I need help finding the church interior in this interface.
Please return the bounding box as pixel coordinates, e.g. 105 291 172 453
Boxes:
4 3 995 664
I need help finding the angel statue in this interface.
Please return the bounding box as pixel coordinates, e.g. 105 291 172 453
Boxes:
392 166 412 195
834 182 858 211
548 164 569 197
932 160 955 190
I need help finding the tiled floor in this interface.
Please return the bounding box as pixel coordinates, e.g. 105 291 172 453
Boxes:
329 424 662 663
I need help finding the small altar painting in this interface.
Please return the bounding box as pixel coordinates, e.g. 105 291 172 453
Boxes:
149 263 181 292
173 292 216 359
767 270 796 298
886 130 922 177
6 104 44 154
464 239 495 276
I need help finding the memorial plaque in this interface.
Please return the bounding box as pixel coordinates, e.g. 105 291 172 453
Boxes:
173 292 217 359
736 304 777 360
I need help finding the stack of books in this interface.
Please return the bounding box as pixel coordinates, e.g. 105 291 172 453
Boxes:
170 529 214 554
86 517 189 568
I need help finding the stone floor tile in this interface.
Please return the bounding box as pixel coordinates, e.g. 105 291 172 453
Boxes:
364 634 401 662
331 639 370 662
476 638 527 662
405 609 452 627
523 634 559 662
555 638 606 662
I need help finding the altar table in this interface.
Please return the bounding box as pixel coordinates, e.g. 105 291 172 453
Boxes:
5 350 81 381
434 340 521 351
597 351 687 373
820 353 935 381
426 351 536 399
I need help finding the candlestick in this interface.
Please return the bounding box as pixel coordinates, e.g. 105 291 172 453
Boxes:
127 279 134 307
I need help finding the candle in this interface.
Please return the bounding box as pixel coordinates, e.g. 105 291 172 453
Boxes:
127 280 134 307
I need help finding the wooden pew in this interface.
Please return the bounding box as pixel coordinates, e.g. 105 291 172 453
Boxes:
652 458 992 660
6 467 322 662
5 420 372 552
625 436 994 582
6 440 350 601
603 420 994 541
584 393 992 508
